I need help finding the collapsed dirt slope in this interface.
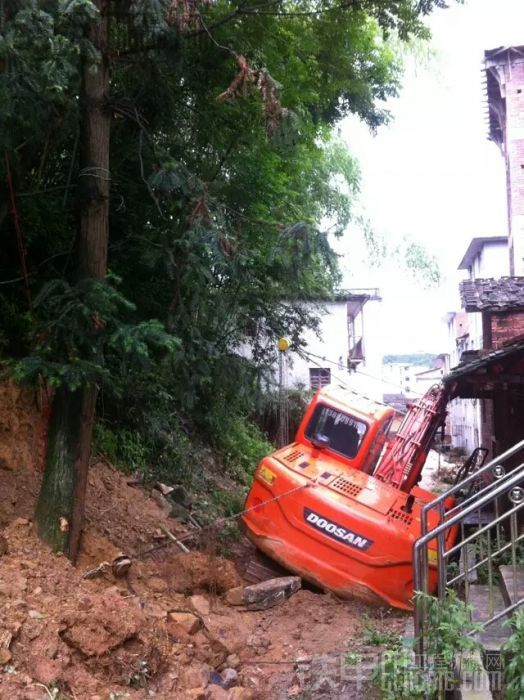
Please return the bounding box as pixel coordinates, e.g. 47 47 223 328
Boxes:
0 380 406 699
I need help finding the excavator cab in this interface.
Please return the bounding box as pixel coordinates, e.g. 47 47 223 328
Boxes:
241 384 458 610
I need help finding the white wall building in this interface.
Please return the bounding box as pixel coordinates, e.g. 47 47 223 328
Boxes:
284 289 384 402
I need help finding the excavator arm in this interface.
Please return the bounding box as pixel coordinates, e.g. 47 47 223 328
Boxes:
373 385 449 492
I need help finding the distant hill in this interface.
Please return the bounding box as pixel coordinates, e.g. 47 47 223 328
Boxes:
383 353 438 367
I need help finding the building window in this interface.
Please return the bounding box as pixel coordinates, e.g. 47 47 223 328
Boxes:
309 367 331 390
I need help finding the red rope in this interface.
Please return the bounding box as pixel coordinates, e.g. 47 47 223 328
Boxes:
4 151 31 306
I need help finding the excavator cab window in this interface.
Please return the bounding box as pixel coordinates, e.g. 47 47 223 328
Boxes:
305 404 367 459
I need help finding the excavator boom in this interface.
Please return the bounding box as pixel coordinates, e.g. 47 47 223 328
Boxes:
373 385 449 492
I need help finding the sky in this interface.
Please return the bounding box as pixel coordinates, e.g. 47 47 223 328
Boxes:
336 0 524 355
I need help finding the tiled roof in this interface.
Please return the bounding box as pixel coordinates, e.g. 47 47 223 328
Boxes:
444 338 524 384
460 277 524 312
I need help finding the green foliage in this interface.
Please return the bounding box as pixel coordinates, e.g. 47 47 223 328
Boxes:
92 423 149 475
362 615 402 647
217 416 274 484
375 592 482 700
0 0 455 490
502 607 524 700
373 645 430 700
414 590 482 695
13 276 179 391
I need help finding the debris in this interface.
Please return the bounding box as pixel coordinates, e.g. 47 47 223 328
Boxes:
82 561 112 580
193 630 230 668
0 534 8 556
59 589 145 657
182 662 212 689
188 594 211 617
205 685 228 700
154 482 174 497
111 552 132 578
167 611 201 636
227 688 254 700
160 524 190 553
221 667 238 689
243 576 301 611
0 629 13 650
151 488 172 516
12 517 30 528
225 653 240 670
169 552 242 594
224 587 244 606
146 576 168 593
126 471 144 487
226 576 301 609
244 555 285 584
171 484 193 509
28 610 44 619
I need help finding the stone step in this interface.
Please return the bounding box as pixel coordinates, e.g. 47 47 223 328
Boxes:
459 543 479 583
468 584 509 652
458 649 493 700
498 564 524 609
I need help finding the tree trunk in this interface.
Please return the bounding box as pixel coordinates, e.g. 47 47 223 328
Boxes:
35 0 110 562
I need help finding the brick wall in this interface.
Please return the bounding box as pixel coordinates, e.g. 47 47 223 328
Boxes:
489 310 524 348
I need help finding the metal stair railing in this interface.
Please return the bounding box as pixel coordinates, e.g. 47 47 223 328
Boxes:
413 439 524 662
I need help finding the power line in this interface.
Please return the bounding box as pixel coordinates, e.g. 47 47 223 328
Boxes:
299 350 408 417
302 349 427 397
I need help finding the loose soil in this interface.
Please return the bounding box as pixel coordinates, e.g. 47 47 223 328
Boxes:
0 380 407 699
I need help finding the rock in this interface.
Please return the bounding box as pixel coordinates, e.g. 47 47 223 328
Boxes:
167 611 201 636
28 610 44 619
189 594 211 617
0 534 8 556
111 553 132 578
193 631 230 668
12 517 29 527
171 485 193 508
226 688 254 700
32 586 42 596
225 654 240 670
243 576 301 611
224 587 244 606
205 686 228 700
0 648 11 664
182 663 212 689
155 482 174 496
60 589 145 657
151 489 172 516
32 656 62 685
221 668 238 689
147 576 168 593
24 622 42 641
45 640 59 659
169 500 191 522
0 629 12 649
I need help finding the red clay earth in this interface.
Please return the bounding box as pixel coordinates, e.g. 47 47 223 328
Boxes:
0 380 406 699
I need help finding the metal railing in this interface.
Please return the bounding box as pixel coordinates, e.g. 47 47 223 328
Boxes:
413 440 524 661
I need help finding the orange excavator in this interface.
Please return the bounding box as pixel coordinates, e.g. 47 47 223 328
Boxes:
241 383 458 610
